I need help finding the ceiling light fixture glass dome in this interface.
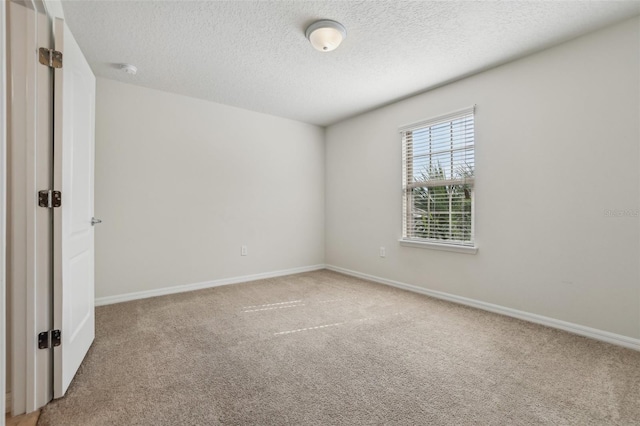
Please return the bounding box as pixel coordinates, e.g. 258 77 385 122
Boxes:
305 20 347 52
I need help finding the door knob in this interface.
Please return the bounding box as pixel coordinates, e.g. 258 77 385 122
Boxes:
91 217 102 226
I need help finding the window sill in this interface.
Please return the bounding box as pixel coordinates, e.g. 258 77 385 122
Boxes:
398 239 478 255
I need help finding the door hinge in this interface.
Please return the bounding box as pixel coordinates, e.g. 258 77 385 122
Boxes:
38 190 62 208
38 47 63 68
38 330 62 349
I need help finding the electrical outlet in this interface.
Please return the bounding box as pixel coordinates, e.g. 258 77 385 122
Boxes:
379 246 386 258
241 245 248 256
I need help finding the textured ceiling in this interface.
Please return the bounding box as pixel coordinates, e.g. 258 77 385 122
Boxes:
61 1 640 126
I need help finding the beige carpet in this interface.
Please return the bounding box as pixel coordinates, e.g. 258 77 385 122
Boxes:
39 270 640 425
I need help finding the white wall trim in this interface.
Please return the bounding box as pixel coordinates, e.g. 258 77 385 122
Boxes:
95 264 326 306
97 263 640 351
5 394 10 414
326 265 640 351
398 238 478 254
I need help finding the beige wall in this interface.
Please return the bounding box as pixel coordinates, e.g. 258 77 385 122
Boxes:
95 79 325 299
325 17 640 339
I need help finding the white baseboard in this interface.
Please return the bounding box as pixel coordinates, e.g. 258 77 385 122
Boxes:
326 265 640 351
95 264 326 306
5 392 10 413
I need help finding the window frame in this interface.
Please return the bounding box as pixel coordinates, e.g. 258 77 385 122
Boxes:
398 106 477 254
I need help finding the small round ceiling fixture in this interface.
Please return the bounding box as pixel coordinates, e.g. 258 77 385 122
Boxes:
305 20 347 52
120 63 138 75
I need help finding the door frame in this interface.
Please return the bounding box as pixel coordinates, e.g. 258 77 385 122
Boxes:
7 1 79 416
1 0 8 421
6 0 56 416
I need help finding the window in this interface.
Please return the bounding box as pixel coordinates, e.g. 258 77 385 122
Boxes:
400 106 475 251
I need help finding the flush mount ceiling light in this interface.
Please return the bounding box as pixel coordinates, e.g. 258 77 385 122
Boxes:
305 20 347 52
120 63 138 75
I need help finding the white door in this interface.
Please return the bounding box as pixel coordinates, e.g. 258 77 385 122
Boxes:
52 17 96 398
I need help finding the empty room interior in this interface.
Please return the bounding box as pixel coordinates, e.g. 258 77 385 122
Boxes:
3 1 640 425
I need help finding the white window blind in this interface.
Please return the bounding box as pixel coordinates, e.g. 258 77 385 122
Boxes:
401 106 475 247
